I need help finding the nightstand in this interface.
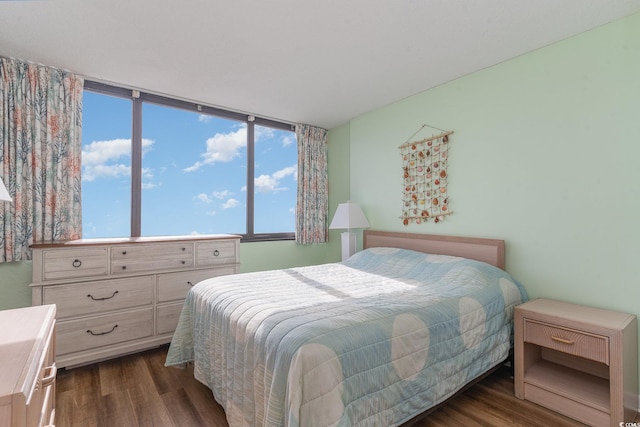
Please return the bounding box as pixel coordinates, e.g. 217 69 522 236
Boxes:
514 298 638 427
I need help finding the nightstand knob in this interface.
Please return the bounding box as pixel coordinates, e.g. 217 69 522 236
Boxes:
213 250 220 256
72 259 82 268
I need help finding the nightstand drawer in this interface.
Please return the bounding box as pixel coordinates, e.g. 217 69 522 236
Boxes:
524 319 609 364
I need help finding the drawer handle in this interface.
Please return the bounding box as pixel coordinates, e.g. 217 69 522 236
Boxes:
551 336 575 345
182 247 186 251
87 324 118 336
181 260 186 264
41 363 57 387
87 290 119 301
122 250 127 255
122 265 127 270
187 281 193 287
72 259 82 268
213 250 220 256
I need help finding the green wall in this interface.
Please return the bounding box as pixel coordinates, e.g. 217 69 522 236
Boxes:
348 14 639 319
0 261 33 310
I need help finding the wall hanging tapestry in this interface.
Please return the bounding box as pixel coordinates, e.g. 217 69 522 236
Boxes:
399 125 453 225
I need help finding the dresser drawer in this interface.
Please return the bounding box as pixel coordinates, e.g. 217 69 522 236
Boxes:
157 302 184 335
56 308 153 355
42 248 108 281
524 319 609 364
25 325 56 427
157 267 237 303
111 243 194 275
196 240 238 266
42 276 154 319
111 242 194 260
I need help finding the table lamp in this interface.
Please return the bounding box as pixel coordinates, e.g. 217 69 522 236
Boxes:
0 177 11 202
329 201 370 261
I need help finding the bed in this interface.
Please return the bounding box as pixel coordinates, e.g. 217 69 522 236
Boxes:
165 230 528 426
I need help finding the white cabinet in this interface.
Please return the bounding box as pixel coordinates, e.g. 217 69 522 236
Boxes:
31 234 240 368
514 298 638 427
0 305 56 427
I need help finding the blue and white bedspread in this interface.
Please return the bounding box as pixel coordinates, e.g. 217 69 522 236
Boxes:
166 247 528 427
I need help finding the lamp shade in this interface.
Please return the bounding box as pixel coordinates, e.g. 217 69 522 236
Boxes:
329 201 370 229
0 177 11 202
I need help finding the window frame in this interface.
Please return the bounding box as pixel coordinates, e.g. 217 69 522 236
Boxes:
84 80 296 242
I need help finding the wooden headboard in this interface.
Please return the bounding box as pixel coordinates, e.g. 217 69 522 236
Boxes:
363 230 505 270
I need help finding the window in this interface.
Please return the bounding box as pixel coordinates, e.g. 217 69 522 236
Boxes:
82 90 132 238
81 81 296 241
253 125 298 233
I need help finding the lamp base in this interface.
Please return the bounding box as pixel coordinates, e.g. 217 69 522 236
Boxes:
340 231 357 261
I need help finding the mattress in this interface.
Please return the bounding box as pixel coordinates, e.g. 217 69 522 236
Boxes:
166 247 528 426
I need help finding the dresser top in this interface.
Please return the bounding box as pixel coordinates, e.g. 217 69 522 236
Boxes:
0 305 56 399
31 234 241 248
516 298 636 331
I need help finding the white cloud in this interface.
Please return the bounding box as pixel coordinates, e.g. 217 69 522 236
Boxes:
254 164 298 193
255 126 295 147
222 198 240 209
141 168 156 190
184 126 247 172
196 190 235 204
255 126 274 142
281 134 295 147
196 193 212 203
198 114 212 123
212 190 233 199
273 165 297 180
82 138 154 182
83 163 130 181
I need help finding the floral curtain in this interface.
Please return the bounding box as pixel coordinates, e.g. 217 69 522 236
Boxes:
295 124 328 244
0 57 83 262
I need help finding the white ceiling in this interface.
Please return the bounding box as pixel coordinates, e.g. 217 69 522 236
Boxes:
1 1 639 129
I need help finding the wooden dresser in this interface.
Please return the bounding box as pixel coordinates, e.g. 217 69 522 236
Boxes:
0 305 56 427
31 234 240 368
515 298 638 427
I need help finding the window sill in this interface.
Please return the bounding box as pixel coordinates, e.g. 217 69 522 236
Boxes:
241 233 295 243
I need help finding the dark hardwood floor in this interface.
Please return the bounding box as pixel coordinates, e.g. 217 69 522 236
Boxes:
55 345 605 426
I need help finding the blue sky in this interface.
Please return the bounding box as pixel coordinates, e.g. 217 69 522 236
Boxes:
81 91 297 238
